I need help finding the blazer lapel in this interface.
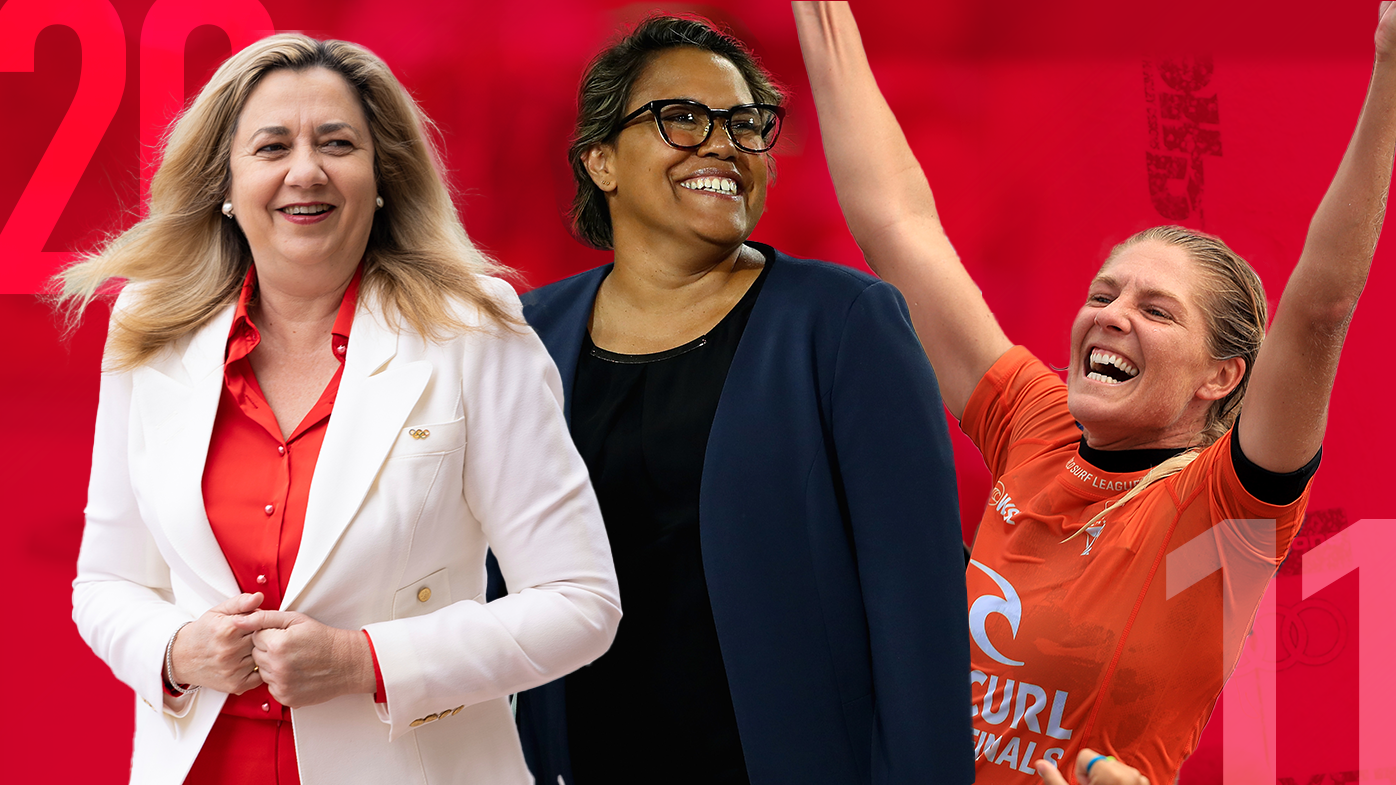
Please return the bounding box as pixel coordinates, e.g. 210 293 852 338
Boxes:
281 304 430 610
520 264 608 424
131 304 241 601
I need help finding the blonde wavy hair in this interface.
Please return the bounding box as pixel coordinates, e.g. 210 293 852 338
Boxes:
54 34 517 371
1075 225 1269 533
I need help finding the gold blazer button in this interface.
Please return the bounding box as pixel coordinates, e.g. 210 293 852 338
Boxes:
417 587 432 603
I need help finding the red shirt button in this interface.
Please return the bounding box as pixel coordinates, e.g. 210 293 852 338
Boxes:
202 263 362 721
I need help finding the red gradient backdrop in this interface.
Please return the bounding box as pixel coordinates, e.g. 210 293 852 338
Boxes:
0 1 1388 782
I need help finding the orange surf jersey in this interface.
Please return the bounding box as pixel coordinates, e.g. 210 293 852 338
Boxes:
961 346 1310 783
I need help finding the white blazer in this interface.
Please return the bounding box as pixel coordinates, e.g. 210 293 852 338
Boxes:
73 277 621 785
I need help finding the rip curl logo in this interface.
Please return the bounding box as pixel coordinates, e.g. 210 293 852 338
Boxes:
969 560 1025 666
988 481 1022 525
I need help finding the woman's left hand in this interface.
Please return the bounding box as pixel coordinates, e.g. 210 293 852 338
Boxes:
247 611 376 708
1378 2 1396 60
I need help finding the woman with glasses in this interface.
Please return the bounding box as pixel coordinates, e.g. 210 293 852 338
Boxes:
499 14 973 785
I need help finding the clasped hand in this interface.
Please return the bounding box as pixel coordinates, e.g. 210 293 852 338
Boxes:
169 592 375 708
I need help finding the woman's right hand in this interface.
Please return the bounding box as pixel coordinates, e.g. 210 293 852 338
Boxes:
1035 748 1149 785
168 592 265 695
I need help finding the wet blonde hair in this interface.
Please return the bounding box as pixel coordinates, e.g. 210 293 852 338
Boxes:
1076 225 1268 532
54 34 517 371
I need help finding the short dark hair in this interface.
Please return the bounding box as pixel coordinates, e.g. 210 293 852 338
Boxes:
567 15 785 250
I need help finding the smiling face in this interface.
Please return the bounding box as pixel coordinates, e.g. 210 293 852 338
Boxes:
1066 239 1244 450
587 47 769 254
227 67 377 283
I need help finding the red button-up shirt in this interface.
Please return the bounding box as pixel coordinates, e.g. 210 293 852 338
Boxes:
200 264 383 721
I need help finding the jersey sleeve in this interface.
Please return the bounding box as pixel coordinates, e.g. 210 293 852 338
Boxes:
1170 429 1313 567
960 345 1082 477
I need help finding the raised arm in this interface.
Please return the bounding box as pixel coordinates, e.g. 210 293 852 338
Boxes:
793 1 1011 418
1238 3 1396 472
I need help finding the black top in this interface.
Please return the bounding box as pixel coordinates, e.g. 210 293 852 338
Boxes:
565 261 770 785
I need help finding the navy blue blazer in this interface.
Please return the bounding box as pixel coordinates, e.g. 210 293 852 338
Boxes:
504 244 973 785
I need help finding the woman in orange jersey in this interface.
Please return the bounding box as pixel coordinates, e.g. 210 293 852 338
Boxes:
794 2 1396 783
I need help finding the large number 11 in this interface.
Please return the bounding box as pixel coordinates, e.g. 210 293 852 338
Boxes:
1170 518 1396 783
0 0 273 294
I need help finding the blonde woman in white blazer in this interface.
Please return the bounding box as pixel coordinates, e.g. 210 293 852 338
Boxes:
59 35 620 785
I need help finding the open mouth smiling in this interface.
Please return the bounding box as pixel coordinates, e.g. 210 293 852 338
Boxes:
280 203 335 216
679 176 740 196
1086 347 1140 385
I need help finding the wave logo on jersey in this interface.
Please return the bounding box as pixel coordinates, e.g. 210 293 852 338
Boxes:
968 559 1026 666
987 481 1022 525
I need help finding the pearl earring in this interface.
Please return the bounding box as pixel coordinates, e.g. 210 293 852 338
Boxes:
375 196 384 209
221 201 234 218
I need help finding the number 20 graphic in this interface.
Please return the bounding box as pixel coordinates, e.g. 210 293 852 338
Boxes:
0 0 273 293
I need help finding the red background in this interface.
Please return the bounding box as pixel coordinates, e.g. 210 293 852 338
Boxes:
0 1 1386 781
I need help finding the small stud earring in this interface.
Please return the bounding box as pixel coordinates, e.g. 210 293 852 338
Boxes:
221 201 234 218
375 196 384 209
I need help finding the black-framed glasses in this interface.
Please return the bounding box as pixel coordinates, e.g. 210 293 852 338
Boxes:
620 99 785 154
